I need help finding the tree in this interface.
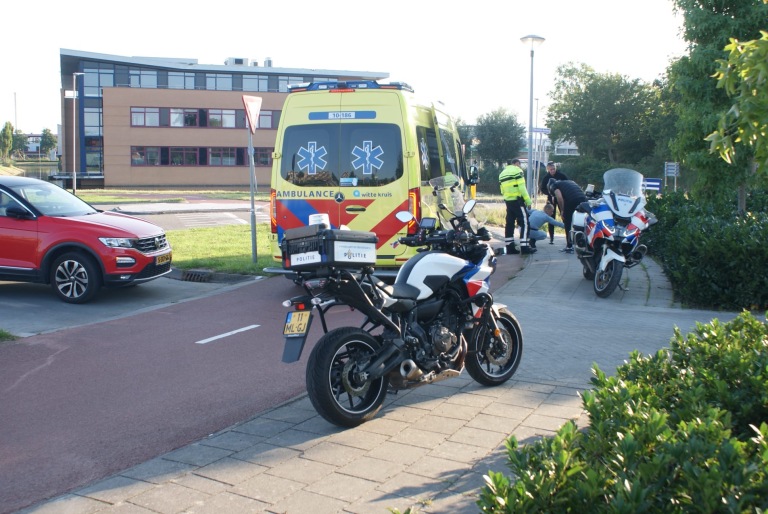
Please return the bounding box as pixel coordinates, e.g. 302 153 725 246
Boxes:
668 0 768 204
705 29 768 177
0 122 12 162
546 63 659 165
40 128 58 158
12 130 28 159
474 108 526 170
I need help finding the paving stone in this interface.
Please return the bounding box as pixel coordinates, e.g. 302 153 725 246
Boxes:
129 482 209 513
301 441 366 466
305 472 378 502
337 455 405 483
269 489 348 514
200 430 265 452
182 491 268 514
193 457 267 485
230 473 303 504
162 443 233 467
120 458 194 484
265 456 335 484
74 475 155 505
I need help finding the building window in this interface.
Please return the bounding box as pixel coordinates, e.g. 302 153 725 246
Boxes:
168 72 196 90
258 111 274 129
131 107 160 127
170 108 199 127
83 108 102 137
208 109 236 128
131 146 161 166
130 146 272 167
170 147 198 165
254 147 273 166
243 75 269 92
210 147 237 165
130 68 158 88
206 73 233 91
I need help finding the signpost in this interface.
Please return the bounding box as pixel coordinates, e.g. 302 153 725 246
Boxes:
242 95 263 263
664 161 680 192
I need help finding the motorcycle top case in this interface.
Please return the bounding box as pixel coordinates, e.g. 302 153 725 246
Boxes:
281 224 378 270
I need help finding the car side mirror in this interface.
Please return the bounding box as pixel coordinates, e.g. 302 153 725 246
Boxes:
6 206 33 219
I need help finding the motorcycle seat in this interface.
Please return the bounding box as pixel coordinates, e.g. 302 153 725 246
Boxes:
382 282 421 300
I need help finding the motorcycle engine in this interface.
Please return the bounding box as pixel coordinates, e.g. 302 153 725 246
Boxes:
430 325 457 354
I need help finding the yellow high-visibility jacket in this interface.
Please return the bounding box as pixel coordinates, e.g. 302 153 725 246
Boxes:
499 165 531 206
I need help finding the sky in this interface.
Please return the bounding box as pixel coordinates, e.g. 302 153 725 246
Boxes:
1 0 688 135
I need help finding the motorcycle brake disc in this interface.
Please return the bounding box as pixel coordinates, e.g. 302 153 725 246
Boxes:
485 337 511 366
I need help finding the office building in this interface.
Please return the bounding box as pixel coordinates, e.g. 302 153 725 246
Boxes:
59 49 387 189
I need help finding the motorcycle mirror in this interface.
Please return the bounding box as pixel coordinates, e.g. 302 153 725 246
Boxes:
395 211 414 223
463 199 476 214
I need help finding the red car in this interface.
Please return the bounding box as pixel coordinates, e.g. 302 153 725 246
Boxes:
0 176 172 303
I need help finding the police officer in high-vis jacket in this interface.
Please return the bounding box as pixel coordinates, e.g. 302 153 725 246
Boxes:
499 159 535 255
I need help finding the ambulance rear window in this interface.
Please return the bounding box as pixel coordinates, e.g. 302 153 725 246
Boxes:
280 123 403 187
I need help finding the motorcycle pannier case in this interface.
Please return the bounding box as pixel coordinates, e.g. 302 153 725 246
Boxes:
572 211 587 231
281 225 378 270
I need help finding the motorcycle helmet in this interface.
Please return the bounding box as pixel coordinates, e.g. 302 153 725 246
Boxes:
547 178 558 197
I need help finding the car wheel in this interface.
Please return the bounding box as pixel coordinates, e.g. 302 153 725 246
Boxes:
51 252 102 304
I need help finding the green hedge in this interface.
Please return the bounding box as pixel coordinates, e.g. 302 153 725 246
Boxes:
478 311 768 513
644 191 768 310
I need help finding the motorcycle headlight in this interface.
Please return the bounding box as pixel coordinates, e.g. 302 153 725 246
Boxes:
99 237 136 249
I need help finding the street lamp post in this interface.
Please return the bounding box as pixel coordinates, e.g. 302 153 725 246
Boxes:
520 34 545 198
72 72 84 194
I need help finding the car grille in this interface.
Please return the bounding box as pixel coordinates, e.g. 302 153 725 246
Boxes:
135 234 169 254
136 260 172 279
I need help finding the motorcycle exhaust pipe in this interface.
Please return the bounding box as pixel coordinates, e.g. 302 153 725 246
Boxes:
400 359 423 381
631 244 647 262
573 231 587 248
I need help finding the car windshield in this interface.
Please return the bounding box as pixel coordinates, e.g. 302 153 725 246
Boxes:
10 183 97 217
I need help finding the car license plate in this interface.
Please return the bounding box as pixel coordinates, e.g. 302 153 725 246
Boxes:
156 252 172 265
284 310 312 337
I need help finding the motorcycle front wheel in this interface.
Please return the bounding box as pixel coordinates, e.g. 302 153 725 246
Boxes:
466 308 523 386
306 327 389 427
594 259 623 298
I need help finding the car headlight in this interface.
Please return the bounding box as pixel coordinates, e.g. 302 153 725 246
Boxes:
99 237 136 249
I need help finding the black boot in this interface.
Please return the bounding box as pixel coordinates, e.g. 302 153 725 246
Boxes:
506 243 520 254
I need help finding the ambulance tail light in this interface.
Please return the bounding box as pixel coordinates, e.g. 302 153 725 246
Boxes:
270 189 277 233
407 188 420 235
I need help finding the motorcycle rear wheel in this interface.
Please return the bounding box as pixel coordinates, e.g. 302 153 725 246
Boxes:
306 327 389 427
594 259 623 298
466 308 523 386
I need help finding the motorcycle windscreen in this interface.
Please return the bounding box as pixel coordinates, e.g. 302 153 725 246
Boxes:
603 168 644 196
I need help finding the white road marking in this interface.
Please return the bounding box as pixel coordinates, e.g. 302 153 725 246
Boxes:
195 324 261 344
178 212 252 227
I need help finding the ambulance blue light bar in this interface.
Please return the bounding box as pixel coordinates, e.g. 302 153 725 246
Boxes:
288 80 414 93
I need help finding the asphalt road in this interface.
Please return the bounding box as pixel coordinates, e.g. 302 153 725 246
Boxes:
0 274 364 513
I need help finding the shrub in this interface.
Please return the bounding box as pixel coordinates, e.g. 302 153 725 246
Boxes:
478 311 768 513
644 191 768 310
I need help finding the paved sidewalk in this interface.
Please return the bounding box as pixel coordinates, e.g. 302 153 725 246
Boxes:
22 235 736 514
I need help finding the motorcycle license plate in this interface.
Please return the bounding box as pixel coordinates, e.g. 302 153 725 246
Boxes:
282 311 313 363
284 311 312 337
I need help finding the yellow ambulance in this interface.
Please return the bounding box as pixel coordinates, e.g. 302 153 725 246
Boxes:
269 80 467 271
